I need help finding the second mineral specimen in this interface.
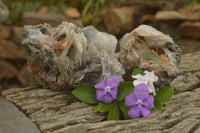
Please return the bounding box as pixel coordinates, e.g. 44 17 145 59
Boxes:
120 25 181 88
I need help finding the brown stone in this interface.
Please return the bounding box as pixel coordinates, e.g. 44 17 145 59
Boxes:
155 10 187 20
141 14 155 23
0 40 26 61
179 21 200 39
21 12 82 27
191 4 200 12
0 23 11 39
64 7 81 18
37 7 48 14
17 66 37 87
188 11 200 21
10 26 22 44
0 61 18 81
103 6 135 35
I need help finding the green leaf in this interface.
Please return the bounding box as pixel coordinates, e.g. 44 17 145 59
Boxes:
82 0 93 17
72 85 98 104
154 102 164 109
93 102 109 113
119 101 131 120
117 82 134 101
150 108 157 113
107 103 120 120
154 86 174 103
154 86 174 109
132 68 145 76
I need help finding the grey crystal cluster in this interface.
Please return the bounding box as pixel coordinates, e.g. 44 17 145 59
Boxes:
21 22 125 88
21 22 181 89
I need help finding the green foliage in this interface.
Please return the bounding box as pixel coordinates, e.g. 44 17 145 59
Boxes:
119 101 131 119
81 0 120 25
117 82 134 101
107 102 120 120
72 85 98 104
5 0 70 25
7 2 24 24
93 102 109 113
154 86 174 109
132 68 145 76
197 0 200 3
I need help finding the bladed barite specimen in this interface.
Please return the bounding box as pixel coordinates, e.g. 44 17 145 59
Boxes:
120 25 181 87
21 22 125 89
21 22 181 89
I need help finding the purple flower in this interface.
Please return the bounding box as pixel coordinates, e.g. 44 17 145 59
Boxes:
125 83 154 119
94 76 120 103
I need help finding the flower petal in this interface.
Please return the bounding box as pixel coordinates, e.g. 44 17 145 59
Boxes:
146 81 156 94
142 95 154 109
128 106 141 119
133 79 147 86
134 83 149 100
140 105 151 117
144 70 158 82
132 74 144 79
96 89 105 102
110 87 117 99
103 93 114 103
106 75 120 88
94 80 106 90
125 93 137 107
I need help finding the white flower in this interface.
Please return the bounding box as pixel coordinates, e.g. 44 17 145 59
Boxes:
132 70 158 95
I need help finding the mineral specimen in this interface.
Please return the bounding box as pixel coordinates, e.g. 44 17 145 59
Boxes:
21 22 125 89
21 22 181 89
120 25 181 88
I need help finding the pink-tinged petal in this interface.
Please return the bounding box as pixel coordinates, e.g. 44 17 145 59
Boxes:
96 89 105 102
142 95 154 109
125 93 137 107
94 80 106 90
134 83 149 100
103 93 114 103
128 106 141 119
106 75 120 88
140 105 151 117
110 87 117 99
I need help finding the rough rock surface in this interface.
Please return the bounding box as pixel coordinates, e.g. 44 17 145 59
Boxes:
21 22 125 89
171 51 200 93
2 51 200 133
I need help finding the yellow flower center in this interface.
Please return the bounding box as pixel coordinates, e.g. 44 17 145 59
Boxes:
137 100 142 105
105 86 111 92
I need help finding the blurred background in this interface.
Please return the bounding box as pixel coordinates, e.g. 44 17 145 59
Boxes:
0 0 200 93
